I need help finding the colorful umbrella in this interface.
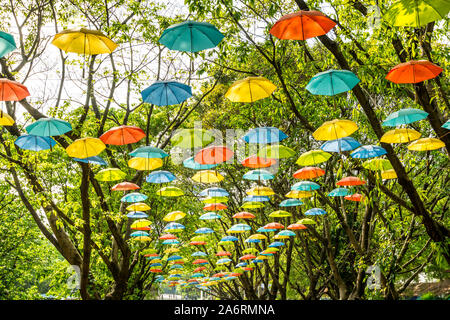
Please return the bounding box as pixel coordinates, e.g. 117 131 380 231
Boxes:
66 138 105 159
306 70 360 96
194 145 234 164
128 157 163 171
380 128 421 143
279 199 303 207
121 192 148 203
241 202 265 209
163 211 186 222
126 202 151 211
269 210 292 218
363 159 393 171
291 181 320 191
129 146 169 158
344 193 364 202
199 187 229 197
74 156 107 166
293 166 325 179
95 168 126 182
51 28 118 54
131 219 151 229
192 251 208 257
199 212 222 220
246 186 275 196
195 227 214 234
257 144 296 159
146 170 176 184
192 170 224 183
297 218 316 225
242 127 287 144
228 223 251 233
350 145 387 159
99 125 145 145
313 119 358 141
407 138 445 151
225 77 276 103
171 128 214 148
320 137 361 153
141 81 192 106
203 203 227 211
443 120 450 130
0 112 14 126
328 188 350 197
0 31 16 58
233 211 256 219
296 150 332 166
156 186 184 197
287 223 307 230
183 156 218 170
305 208 327 215
383 0 450 27
201 196 228 204
264 222 284 230
337 176 366 186
381 169 398 180
25 118 72 137
14 135 56 151
243 169 274 180
241 155 276 168
127 212 148 219
382 108 429 126
111 181 140 191
243 195 270 202
285 190 313 199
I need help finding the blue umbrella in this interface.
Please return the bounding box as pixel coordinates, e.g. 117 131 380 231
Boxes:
131 231 148 237
269 241 285 247
170 264 183 269
73 156 107 166
217 258 232 264
320 137 361 153
199 187 229 197
229 223 251 232
291 181 320 191
146 256 160 261
146 170 176 183
126 211 148 219
183 156 218 170
441 120 450 130
236 262 248 267
278 230 296 237
350 145 387 159
164 222 185 231
243 169 274 180
305 208 327 215
220 236 238 242
195 227 214 234
162 239 180 245
245 238 261 243
0 31 16 58
279 199 303 207
120 192 148 203
382 108 429 127
141 81 192 106
243 195 270 202
242 127 288 144
260 252 273 256
192 251 208 257
129 146 169 158
306 70 360 96
150 263 162 267
199 212 222 220
14 134 56 151
328 188 350 197
191 273 205 278
257 227 276 233
253 259 264 263
25 117 72 137
167 255 183 261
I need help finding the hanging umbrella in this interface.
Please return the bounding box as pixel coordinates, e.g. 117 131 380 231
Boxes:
293 166 325 179
126 202 151 211
194 145 234 164
344 193 364 202
305 208 327 215
203 203 227 211
170 128 214 148
313 119 358 141
126 211 148 219
291 181 320 191
277 230 296 237
202 196 228 204
264 222 284 229
241 155 276 168
256 227 276 233
160 233 177 240
111 181 140 191
131 219 152 229
350 145 387 159
363 159 393 171
25 118 72 137
269 10 336 40
52 28 118 54
95 168 126 182
320 137 361 153
0 79 30 101
74 156 107 166
257 144 296 159
268 242 285 248
225 77 276 102
156 186 184 197
121 192 148 203
383 0 450 27
279 199 303 207
146 170 176 184
443 120 450 130
183 156 218 170
242 127 288 144
306 70 360 96
285 190 313 199
192 251 208 257
381 169 398 180
99 125 145 145
241 202 265 209
337 176 366 186
243 169 274 180
66 138 105 159
380 128 421 143
14 135 56 151
199 187 229 197
407 138 445 151
243 195 270 202
248 234 267 240
246 186 275 196
239 254 256 261
130 231 149 237
296 150 332 166
0 112 14 126
216 251 232 256
269 210 292 218
128 157 163 171
328 188 350 197
163 211 186 222
192 170 224 183
382 108 429 126
199 212 222 220
297 218 316 225
129 146 169 158
141 81 192 106
233 211 256 219
228 223 251 233
0 31 16 58
164 222 185 232
159 21 224 52
195 227 214 234
221 236 238 242
216 258 232 265
287 223 307 230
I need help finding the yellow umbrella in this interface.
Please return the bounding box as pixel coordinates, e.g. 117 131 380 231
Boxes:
225 77 277 102
269 210 292 218
297 218 316 225
248 234 267 240
264 247 279 253
256 255 268 260
95 168 126 182
246 186 274 196
150 259 162 264
273 234 289 240
131 219 152 229
380 128 421 144
241 201 265 209
66 137 106 159
51 28 118 55
407 138 445 151
202 196 229 204
296 150 332 166
0 113 14 126
381 169 397 180
128 157 163 171
313 119 358 141
133 236 151 241
363 159 393 171
192 170 224 183
163 211 186 222
126 202 151 211
285 190 313 199
164 248 180 254
156 186 184 197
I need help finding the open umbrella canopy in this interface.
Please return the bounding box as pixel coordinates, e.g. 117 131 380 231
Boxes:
382 108 429 126
291 181 320 191
183 156 218 170
156 186 184 197
363 159 393 171
277 230 296 237
126 202 151 211
192 170 224 183
0 79 30 101
264 222 284 229
243 169 274 180
126 211 148 219
269 210 292 218
192 251 208 257
95 168 126 182
380 128 421 143
306 70 360 96
242 127 288 144
216 251 232 256
381 169 398 180
120 192 148 203
159 21 224 52
269 10 336 40
443 120 450 130
203 203 227 211
26 118 72 137
141 81 192 106
74 156 107 166
305 208 327 216
199 187 229 197
328 188 350 197
386 60 443 84
279 199 303 207
320 137 361 153
146 170 176 184
246 186 275 196
163 211 186 222
228 223 251 233
313 119 358 141
345 193 364 202
337 176 366 186
383 0 450 27
131 219 151 229
257 144 296 159
233 211 256 219
0 112 14 126
66 137 106 159
111 181 140 191
129 146 169 158
285 190 313 199
15 135 56 151
293 166 325 179
130 231 149 237
195 227 214 234
297 218 316 225
287 223 307 230
99 125 145 145
0 31 16 58
350 145 387 159
194 145 234 164
216 258 232 265
171 128 214 148
160 233 177 240
225 77 276 102
241 201 265 209
199 212 222 220
296 150 332 166
128 157 163 171
164 222 185 232
51 28 118 54
407 138 445 151
243 195 270 202
221 236 238 242
201 196 228 204
241 155 276 168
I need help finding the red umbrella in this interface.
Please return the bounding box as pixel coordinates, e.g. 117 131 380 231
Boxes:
337 176 366 186
344 193 364 202
194 145 234 164
233 211 256 219
193 259 208 264
0 79 30 101
264 222 284 229
194 266 206 272
241 155 276 168
239 254 256 260
99 125 146 145
216 251 232 256
111 181 140 191
203 203 227 211
159 233 177 240
287 223 307 230
293 166 325 179
150 269 162 273
386 60 443 84
131 226 151 231
270 11 336 40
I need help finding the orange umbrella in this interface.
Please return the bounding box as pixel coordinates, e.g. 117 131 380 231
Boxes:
203 203 227 211
241 155 276 168
216 251 232 256
239 254 256 260
111 181 140 191
172 260 185 264
144 253 159 257
193 259 208 265
287 223 307 230
159 234 177 240
194 146 234 164
190 241 206 246
337 176 366 186
131 226 151 231
264 222 284 229
0 79 30 101
99 125 146 145
194 266 206 272
293 167 325 179
150 269 162 273
243 267 253 271
270 11 336 40
344 193 364 202
386 60 443 84
233 211 256 219
230 272 242 277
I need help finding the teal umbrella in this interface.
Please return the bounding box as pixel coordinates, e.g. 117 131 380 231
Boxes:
159 21 224 53
183 156 218 170
25 117 72 137
279 199 303 207
120 192 148 203
243 169 274 180
129 146 169 158
0 31 16 58
199 212 222 220
443 120 450 130
306 70 360 96
328 187 350 197
291 181 320 191
382 108 429 126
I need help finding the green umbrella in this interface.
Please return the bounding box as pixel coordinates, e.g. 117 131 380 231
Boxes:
257 144 296 159
363 159 393 171
296 150 332 166
170 128 214 149
384 0 450 27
